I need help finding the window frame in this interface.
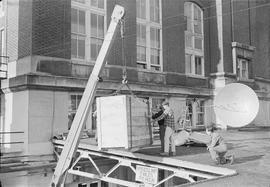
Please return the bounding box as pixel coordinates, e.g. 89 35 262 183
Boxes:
71 0 107 64
186 98 205 127
0 0 4 17
68 93 97 131
184 2 204 77
68 93 83 130
136 0 163 72
195 100 205 127
237 57 250 80
0 28 7 79
0 28 5 64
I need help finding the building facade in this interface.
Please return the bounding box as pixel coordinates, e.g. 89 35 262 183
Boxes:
0 0 270 156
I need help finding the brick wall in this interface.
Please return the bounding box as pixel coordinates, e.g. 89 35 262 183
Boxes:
253 0 270 79
208 0 233 74
18 0 33 59
222 0 233 73
162 0 183 73
6 0 19 62
31 0 71 59
5 0 270 84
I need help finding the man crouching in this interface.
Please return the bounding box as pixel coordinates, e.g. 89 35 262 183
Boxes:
206 124 234 165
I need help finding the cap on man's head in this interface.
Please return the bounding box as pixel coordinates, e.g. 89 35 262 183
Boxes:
156 104 163 109
206 123 217 131
162 101 169 106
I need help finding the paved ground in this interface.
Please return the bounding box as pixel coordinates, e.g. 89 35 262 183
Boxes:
138 128 270 187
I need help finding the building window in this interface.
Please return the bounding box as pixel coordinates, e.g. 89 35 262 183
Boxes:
237 58 249 80
0 0 4 16
136 0 162 71
91 0 104 9
0 29 4 60
232 42 254 80
68 94 82 130
184 2 204 76
196 100 204 126
71 8 86 59
0 29 7 79
186 99 193 126
90 13 104 61
136 0 146 19
68 94 97 131
186 99 205 127
71 0 106 62
73 0 86 4
150 0 160 23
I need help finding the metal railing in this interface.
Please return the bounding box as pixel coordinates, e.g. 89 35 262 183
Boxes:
0 131 24 154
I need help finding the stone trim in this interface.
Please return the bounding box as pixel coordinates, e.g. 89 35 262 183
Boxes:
1 73 212 98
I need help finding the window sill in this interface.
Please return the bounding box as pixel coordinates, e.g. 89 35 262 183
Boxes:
186 74 206 79
237 78 255 83
137 68 164 74
71 58 96 66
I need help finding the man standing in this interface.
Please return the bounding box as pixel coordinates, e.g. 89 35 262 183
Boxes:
152 104 165 152
154 101 176 156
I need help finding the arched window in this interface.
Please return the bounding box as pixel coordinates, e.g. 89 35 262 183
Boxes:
184 2 204 76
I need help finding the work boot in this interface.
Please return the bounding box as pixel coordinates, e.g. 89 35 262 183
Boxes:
214 157 221 165
160 152 169 157
219 157 227 165
226 155 234 165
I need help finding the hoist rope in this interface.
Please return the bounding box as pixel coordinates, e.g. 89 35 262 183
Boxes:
108 18 148 104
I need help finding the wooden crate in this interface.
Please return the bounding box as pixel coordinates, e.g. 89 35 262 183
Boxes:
97 95 152 150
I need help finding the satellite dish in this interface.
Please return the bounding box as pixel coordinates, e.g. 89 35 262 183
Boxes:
214 83 259 127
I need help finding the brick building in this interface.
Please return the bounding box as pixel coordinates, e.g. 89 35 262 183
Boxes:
0 0 269 156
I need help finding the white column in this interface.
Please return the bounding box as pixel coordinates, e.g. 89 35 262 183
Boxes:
216 0 224 73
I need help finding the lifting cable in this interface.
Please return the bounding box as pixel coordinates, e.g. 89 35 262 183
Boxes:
120 19 127 85
111 18 148 104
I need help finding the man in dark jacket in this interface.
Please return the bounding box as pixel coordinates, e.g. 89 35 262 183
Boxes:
152 104 165 152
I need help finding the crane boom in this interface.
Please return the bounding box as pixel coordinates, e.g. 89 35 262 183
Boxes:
51 5 125 187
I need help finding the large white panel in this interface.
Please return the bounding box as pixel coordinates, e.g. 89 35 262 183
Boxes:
97 95 128 149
